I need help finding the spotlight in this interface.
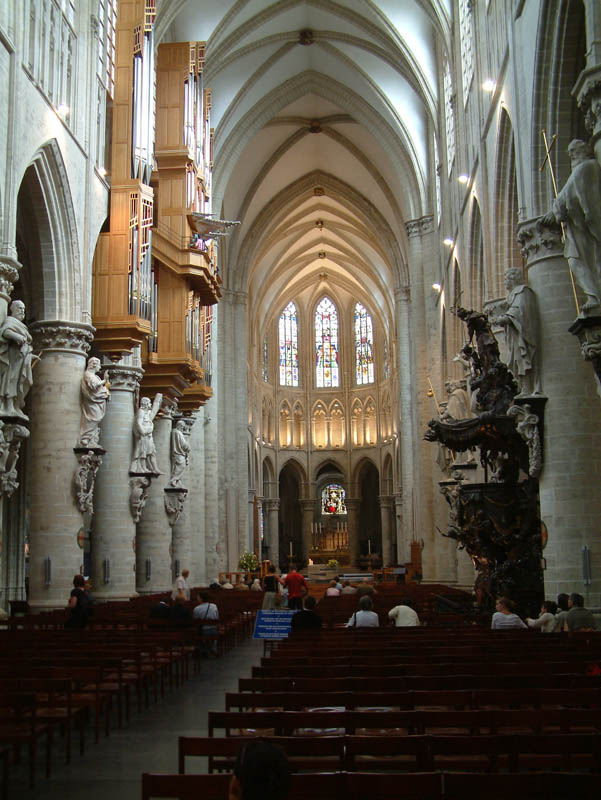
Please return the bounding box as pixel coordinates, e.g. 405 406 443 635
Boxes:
432 283 441 291
482 80 495 93
443 238 454 247
458 174 469 184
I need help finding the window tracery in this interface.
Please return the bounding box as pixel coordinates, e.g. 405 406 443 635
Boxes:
444 59 456 175
315 297 339 388
312 402 328 448
329 401 345 448
459 0 474 104
354 302 374 385
321 484 347 515
279 301 299 387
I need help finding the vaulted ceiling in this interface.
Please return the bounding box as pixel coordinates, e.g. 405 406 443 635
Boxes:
156 0 451 339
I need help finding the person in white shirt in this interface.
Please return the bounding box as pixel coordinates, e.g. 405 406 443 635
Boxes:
526 600 557 633
388 602 420 627
193 591 219 656
346 595 379 628
491 596 527 629
172 568 190 600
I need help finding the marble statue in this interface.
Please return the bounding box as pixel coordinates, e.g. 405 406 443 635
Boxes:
0 300 34 419
78 357 110 447
543 139 601 311
168 419 190 488
130 393 163 474
441 379 471 422
491 268 541 396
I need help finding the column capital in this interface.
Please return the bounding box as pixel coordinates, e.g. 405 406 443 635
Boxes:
0 257 20 301
106 364 143 392
263 498 280 512
379 495 394 508
299 498 315 510
405 215 434 238
517 217 563 266
574 66 601 136
31 320 95 355
394 285 411 303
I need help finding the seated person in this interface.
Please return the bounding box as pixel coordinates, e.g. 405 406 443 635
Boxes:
566 592 597 631
356 577 377 596
491 596 526 629
526 600 557 632
149 599 171 619
346 595 379 628
325 580 340 597
170 591 192 620
229 740 290 800
290 595 322 632
388 600 420 627
193 591 220 655
341 580 357 595
553 592 570 631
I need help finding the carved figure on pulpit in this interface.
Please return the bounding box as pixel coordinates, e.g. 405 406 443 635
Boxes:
78 357 110 447
542 139 601 311
168 420 190 488
130 393 163 474
0 300 34 419
491 268 541 396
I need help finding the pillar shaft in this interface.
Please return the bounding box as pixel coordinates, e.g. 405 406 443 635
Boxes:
379 496 393 567
136 405 172 593
264 498 280 569
91 364 143 601
28 322 94 610
171 416 196 579
519 218 601 605
299 499 314 564
345 498 360 567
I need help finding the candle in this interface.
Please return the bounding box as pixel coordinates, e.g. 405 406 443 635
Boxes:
289 541 293 557
368 538 371 555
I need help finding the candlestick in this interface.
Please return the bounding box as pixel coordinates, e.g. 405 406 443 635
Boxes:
289 541 293 557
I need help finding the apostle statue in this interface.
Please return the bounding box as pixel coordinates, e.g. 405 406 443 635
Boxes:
491 268 541 396
543 139 601 311
78 356 110 447
130 393 163 475
441 379 472 422
168 419 190 488
0 300 34 419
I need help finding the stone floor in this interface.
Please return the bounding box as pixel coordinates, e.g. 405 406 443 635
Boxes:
10 637 265 800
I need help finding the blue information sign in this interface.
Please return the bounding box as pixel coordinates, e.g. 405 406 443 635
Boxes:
253 609 295 640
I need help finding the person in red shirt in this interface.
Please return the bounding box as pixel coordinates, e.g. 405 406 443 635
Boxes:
282 565 308 610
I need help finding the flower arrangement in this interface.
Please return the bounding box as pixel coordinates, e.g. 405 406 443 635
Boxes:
327 559 339 569
239 552 259 572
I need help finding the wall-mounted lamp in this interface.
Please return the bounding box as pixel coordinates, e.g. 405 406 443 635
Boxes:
482 79 496 93
443 238 454 247
103 558 111 584
432 283 441 292
145 558 152 581
458 174 469 184
582 545 592 585
174 559 181 581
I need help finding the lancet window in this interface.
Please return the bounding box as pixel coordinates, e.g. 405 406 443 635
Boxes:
131 3 156 183
354 302 374 385
313 403 328 448
329 401 345 448
322 484 347 515
365 398 377 445
352 400 364 446
279 302 299 387
459 0 474 104
315 297 339 388
293 403 304 448
443 59 456 175
279 402 291 448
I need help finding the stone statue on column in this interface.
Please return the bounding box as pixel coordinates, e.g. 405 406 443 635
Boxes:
78 356 110 447
168 419 190 488
0 300 34 420
130 393 163 475
542 139 601 311
491 268 542 396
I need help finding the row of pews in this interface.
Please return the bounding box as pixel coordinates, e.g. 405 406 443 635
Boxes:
142 625 601 799
0 590 261 796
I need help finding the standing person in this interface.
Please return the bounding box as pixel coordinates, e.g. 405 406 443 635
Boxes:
290 595 322 632
282 564 308 610
346 595 379 628
172 568 190 600
65 574 91 629
566 593 597 631
388 600 420 627
490 596 527 629
262 564 282 609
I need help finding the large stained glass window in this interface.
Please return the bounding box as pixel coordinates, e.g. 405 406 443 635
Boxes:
321 484 347 515
354 302 374 384
279 301 299 386
315 297 339 387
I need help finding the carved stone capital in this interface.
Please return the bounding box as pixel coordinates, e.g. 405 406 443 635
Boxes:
130 475 151 523
568 315 601 396
174 414 196 435
164 487 188 527
73 448 104 515
517 217 563 265
106 365 143 392
31 321 95 355
0 422 29 498
507 404 542 478
263 498 280 512
395 285 411 303
0 258 20 300
405 215 434 238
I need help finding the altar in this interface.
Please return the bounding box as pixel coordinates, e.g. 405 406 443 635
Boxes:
309 519 350 565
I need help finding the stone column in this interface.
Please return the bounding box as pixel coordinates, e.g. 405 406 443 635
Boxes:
395 286 415 565
263 498 280 568
135 401 173 594
28 321 95 610
171 415 195 578
203 407 221 580
188 408 206 586
393 492 403 564
90 364 143 601
518 218 601 605
345 498 360 567
299 499 314 564
379 495 393 566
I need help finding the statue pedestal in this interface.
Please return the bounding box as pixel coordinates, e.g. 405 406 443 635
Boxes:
568 314 601 397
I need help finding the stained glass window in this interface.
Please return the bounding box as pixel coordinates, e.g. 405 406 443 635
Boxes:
459 0 474 105
354 302 374 384
315 297 339 387
279 301 299 386
262 336 269 382
321 484 347 515
444 59 455 176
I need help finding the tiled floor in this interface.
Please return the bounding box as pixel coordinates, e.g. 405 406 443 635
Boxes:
10 637 264 800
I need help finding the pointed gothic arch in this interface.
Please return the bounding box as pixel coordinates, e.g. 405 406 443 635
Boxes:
493 109 521 297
